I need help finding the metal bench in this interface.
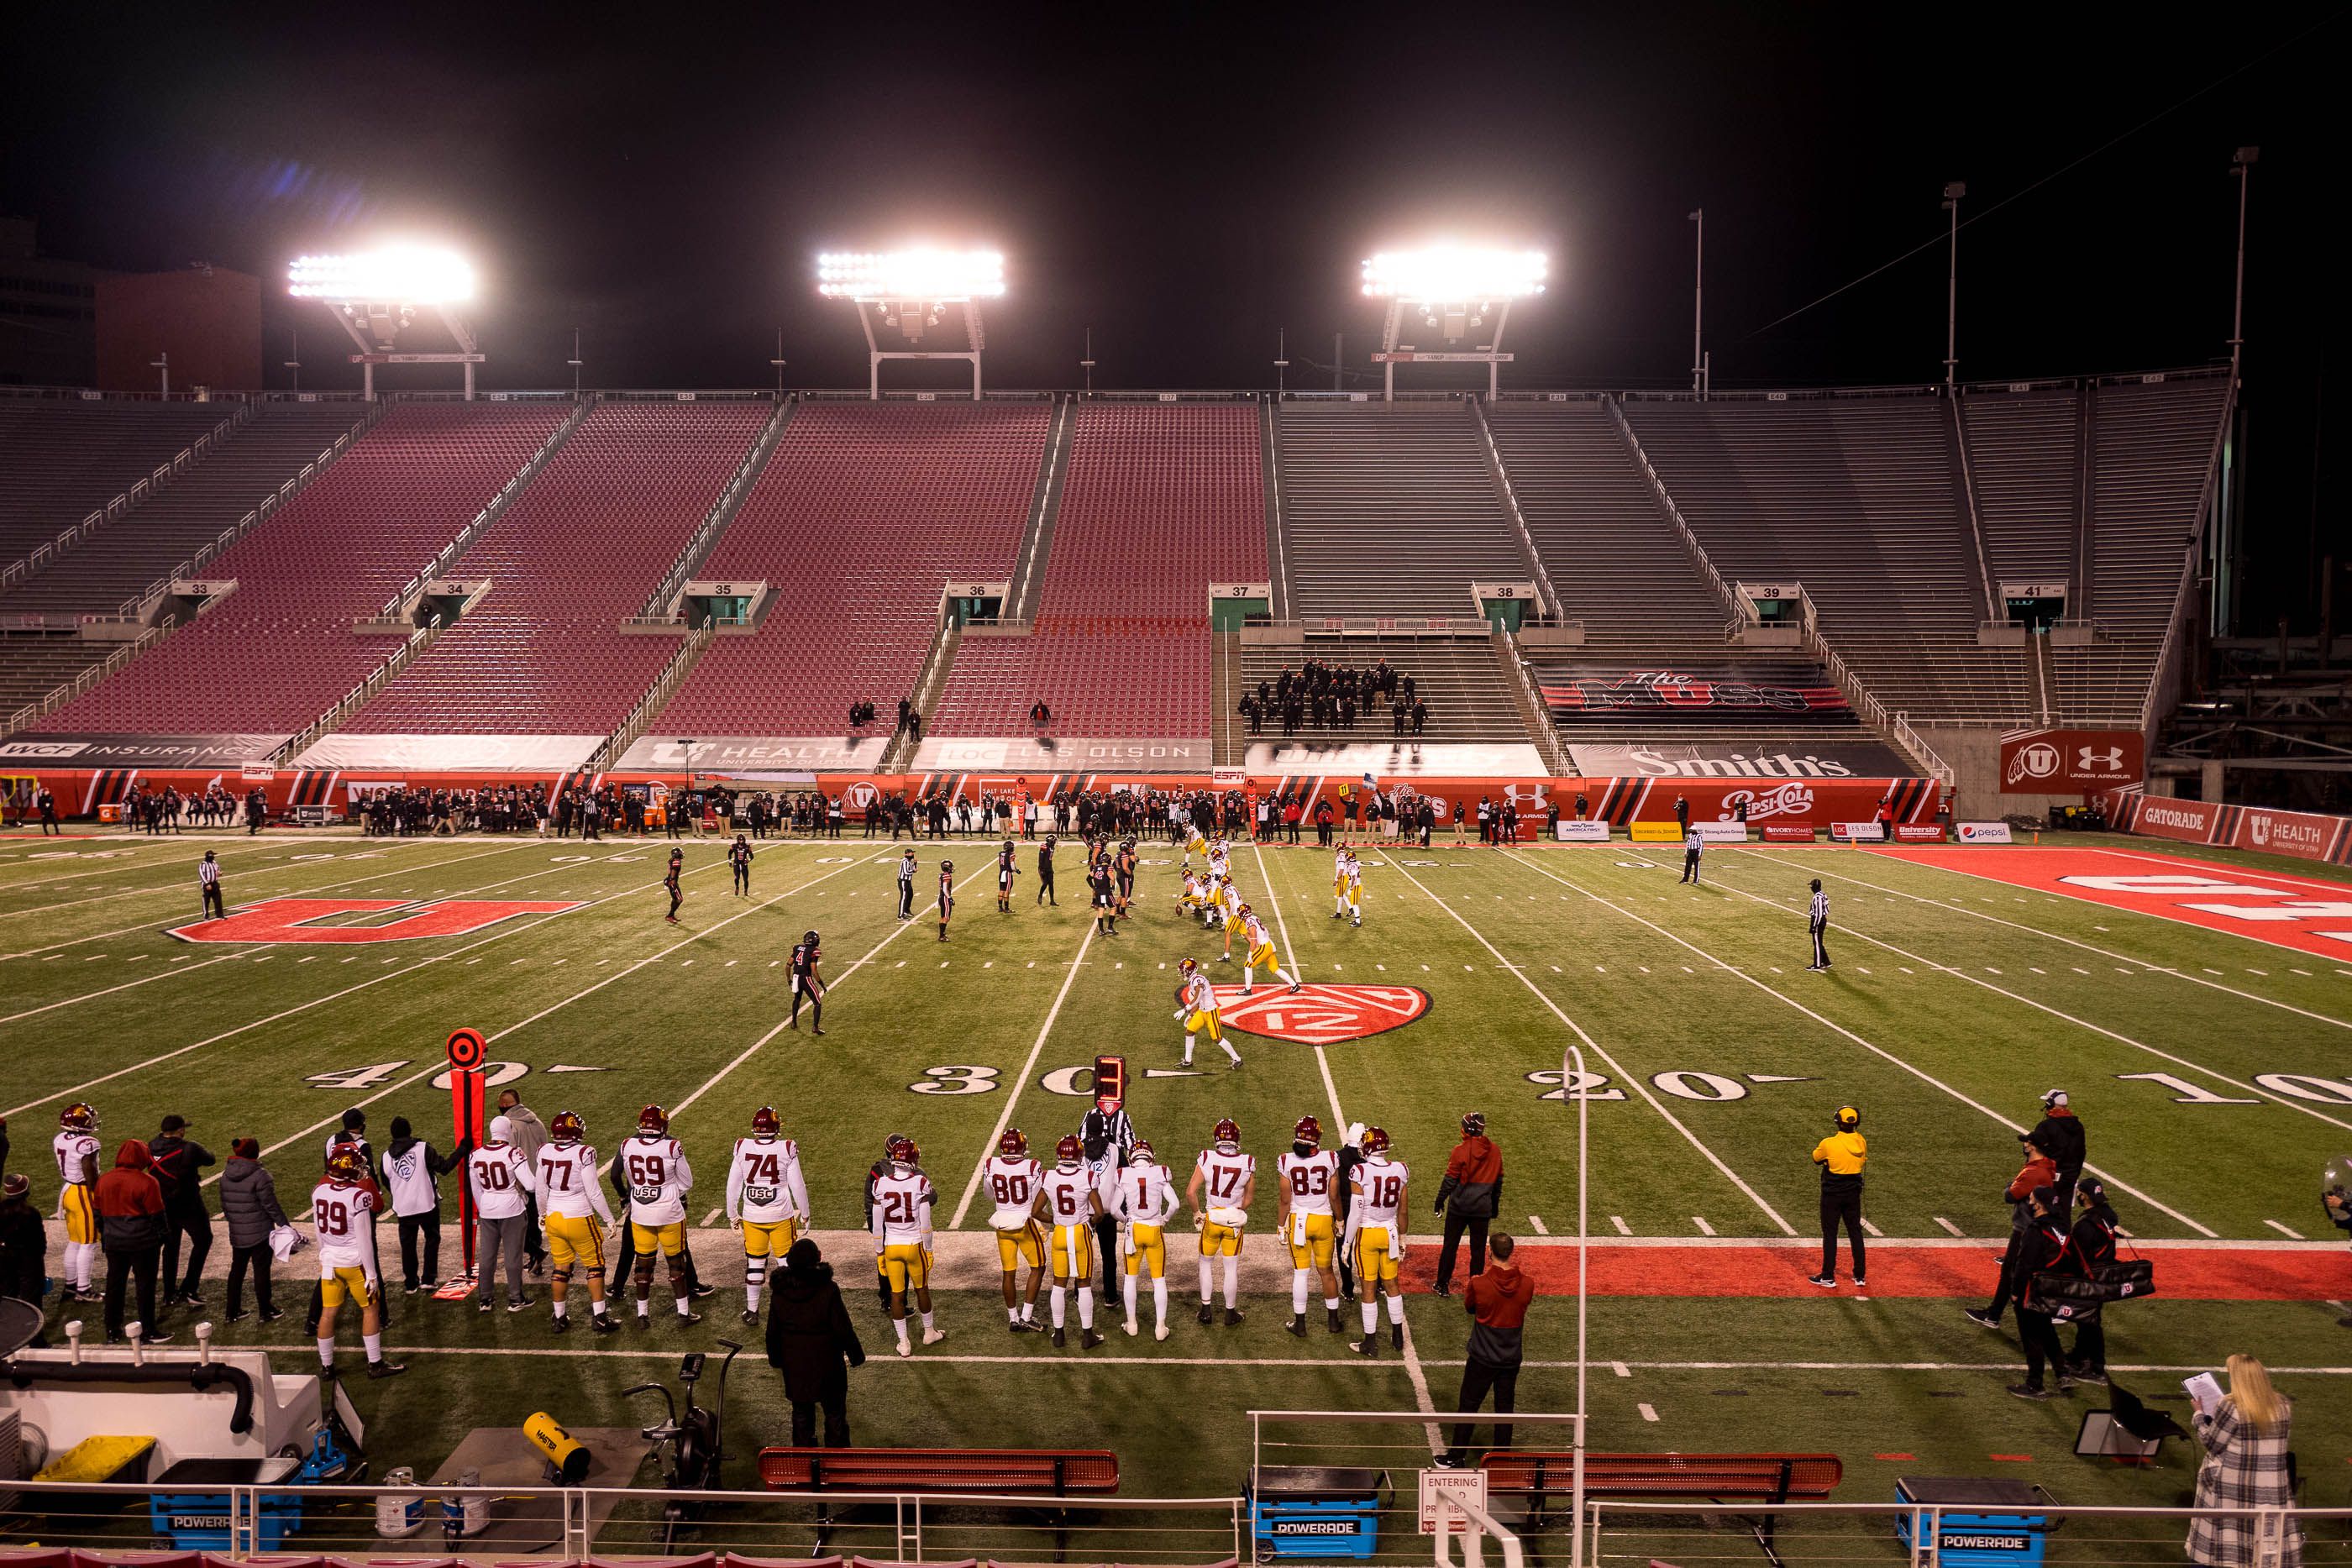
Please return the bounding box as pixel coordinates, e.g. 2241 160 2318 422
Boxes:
1480 1451 1841 1566
758 1445 1120 1550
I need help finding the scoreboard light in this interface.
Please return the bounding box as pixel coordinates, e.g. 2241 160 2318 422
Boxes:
816 248 1007 301
288 245 476 304
1360 245 1547 303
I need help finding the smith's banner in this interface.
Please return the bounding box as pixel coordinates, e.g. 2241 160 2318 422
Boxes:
1999 727 2145 793
1540 662 1849 720
1564 740 1911 779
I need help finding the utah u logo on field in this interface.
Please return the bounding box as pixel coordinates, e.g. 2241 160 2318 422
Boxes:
1212 984 1431 1045
167 898 587 945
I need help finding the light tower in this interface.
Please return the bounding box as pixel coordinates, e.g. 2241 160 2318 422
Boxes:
287 246 480 399
1360 245 1546 400
816 248 1005 400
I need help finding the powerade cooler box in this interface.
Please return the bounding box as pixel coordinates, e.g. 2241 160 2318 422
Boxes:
1248 1466 1388 1559
149 1455 306 1551
1894 1476 2056 1568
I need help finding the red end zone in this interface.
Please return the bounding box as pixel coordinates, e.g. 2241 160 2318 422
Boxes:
1861 846 2352 962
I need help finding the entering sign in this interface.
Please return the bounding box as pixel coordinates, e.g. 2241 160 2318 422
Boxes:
1419 1467 1489 1535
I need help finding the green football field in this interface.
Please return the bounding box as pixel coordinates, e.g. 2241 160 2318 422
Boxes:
3 823 2348 1558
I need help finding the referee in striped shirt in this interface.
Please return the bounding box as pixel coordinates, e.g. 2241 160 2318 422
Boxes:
1806 878 1831 971
198 851 224 920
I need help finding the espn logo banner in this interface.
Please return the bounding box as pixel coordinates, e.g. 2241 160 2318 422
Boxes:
1830 821 1887 842
1555 820 1610 842
1891 824 1945 842
1956 821 2013 844
1760 824 1816 843
1688 822 1749 842
1629 821 1686 842
1999 727 2144 792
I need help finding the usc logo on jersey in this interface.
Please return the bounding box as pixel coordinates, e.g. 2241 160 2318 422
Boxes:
1212 984 1431 1045
167 898 587 945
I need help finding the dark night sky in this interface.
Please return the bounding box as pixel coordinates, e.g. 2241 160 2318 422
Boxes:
3 2 2337 624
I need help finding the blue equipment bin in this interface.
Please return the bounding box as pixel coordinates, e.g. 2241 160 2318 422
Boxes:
1895 1476 2057 1568
148 1455 305 1551
1249 1465 1389 1560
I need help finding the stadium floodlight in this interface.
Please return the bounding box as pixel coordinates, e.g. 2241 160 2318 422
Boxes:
1358 244 1546 400
816 245 1005 400
287 244 485 399
287 246 475 305
1358 245 1546 303
816 248 1005 302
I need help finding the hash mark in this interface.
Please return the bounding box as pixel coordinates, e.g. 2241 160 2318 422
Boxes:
1934 1216 1966 1237
1860 1218 1882 1236
2265 1219 2304 1240
1638 1403 1660 1422
1610 1215 1631 1235
1692 1216 1715 1236
1527 1215 1548 1235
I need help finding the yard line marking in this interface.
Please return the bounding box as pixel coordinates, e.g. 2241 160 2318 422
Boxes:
1934 1217 1966 1237
239 857 873 1178
1387 857 1794 1235
0 944 270 1026
952 923 1098 1230
1507 852 2219 1236
0 836 537 925
1638 1403 1660 1422
2265 1220 2305 1240
701 1208 723 1228
1 856 742 1121
1768 851 2352 1038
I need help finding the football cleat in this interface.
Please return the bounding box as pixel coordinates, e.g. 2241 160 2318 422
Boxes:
1080 1329 1103 1350
60 1102 97 1133
1359 1125 1391 1157
751 1106 780 1140
1197 1302 1214 1325
1212 1117 1241 1151
1000 1127 1030 1158
549 1110 585 1146
741 1309 760 1325
592 1314 618 1334
886 1135 921 1168
1055 1135 1084 1167
366 1359 407 1380
1294 1114 1322 1149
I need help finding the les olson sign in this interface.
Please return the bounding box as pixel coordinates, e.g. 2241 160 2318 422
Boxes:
1999 728 2143 794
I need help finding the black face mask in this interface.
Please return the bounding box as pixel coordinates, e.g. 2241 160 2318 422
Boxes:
1294 1141 1316 1159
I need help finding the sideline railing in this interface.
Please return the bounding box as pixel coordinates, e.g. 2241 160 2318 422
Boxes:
1598 395 1746 636
635 394 794 620
2141 374 2238 740
0 406 248 590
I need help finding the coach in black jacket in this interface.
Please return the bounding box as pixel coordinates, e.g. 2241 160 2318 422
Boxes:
765 1239 866 1447
2022 1091 2086 1211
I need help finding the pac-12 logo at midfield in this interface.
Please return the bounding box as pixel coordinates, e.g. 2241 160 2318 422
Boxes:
1212 984 1431 1045
167 898 587 944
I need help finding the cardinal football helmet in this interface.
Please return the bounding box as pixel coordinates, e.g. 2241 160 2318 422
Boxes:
550 1110 585 1146
750 1106 780 1140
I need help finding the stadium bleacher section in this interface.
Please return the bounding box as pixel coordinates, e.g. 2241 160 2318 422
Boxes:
0 400 232 574
647 401 1049 747
927 402 1264 742
1274 400 1533 620
1958 385 2080 587
335 399 771 739
0 403 369 616
30 402 568 738
1620 394 2030 725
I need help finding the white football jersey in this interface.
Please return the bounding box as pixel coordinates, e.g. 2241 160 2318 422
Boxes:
871 1167 934 1244
466 1143 533 1221
1112 1160 1179 1227
1278 1149 1341 1215
54 1130 99 1187
1219 883 1243 918
535 1142 612 1223
621 1135 691 1225
310 1179 377 1270
728 1136 807 1225
1039 1163 1099 1230
1243 914 1273 949
984 1154 1043 1231
1352 1156 1410 1229
1181 971 1217 1015
1194 1147 1256 1209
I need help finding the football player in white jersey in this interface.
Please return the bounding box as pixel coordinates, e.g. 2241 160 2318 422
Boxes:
1332 847 1353 920
53 1103 102 1301
1342 1125 1411 1356
727 1106 811 1325
1215 876 1245 960
466 1116 538 1314
312 1146 402 1379
1342 851 1363 927
982 1128 1048 1332
1206 837 1231 883
1035 1135 1105 1350
535 1110 618 1334
872 1137 946 1356
1237 905 1302 996
1184 1116 1256 1325
1276 1114 1344 1337
1111 1140 1183 1340
1174 957 1242 1068
621 1104 700 1328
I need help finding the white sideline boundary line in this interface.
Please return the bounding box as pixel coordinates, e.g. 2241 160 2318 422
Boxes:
1384 856 1797 1235
0 840 540 958
1253 843 1441 1455
1773 849 2352 1037
1503 851 2219 1238
1720 852 2352 1137
2 852 739 1122
237 854 878 1177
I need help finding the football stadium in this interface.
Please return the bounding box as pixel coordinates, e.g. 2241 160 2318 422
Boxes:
0 8 2344 1567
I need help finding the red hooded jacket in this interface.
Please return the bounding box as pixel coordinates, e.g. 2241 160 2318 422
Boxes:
93 1140 167 1250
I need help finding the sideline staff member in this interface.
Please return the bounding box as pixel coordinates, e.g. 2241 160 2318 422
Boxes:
1808 1106 1866 1289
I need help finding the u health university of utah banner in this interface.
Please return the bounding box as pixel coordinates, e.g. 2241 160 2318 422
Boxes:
1539 663 1848 721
